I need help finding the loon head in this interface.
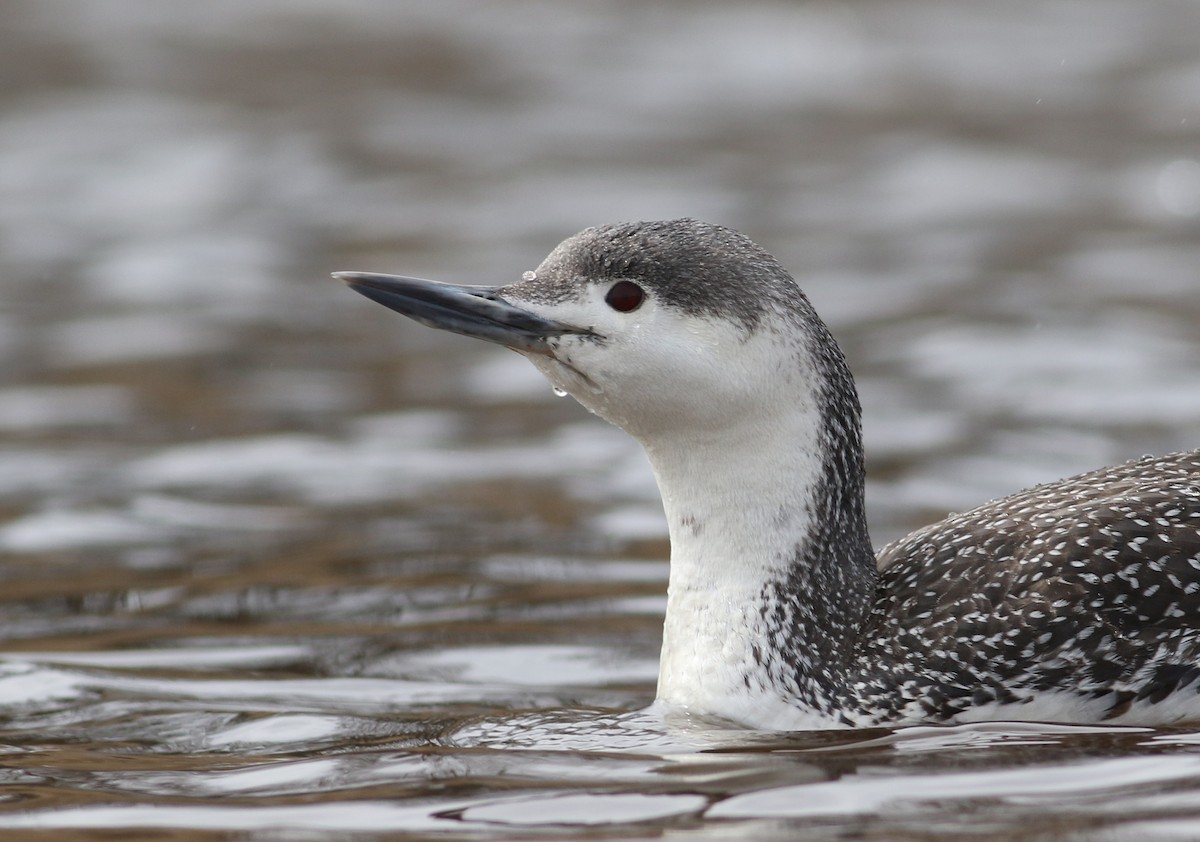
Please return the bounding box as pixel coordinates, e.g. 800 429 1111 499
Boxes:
337 218 846 445
339 218 875 727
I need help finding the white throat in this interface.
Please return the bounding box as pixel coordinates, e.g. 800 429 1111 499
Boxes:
642 367 843 727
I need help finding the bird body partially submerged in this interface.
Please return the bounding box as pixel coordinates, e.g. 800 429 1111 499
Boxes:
339 218 1200 729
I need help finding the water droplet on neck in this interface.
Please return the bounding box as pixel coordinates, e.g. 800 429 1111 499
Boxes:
552 386 569 398
521 270 537 282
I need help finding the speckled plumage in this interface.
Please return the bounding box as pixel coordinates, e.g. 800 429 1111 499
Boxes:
341 218 1200 729
846 452 1200 724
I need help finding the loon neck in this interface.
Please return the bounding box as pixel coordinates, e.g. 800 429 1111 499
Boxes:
642 359 876 720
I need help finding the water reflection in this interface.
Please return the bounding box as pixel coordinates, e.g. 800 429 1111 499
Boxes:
1 707 1196 837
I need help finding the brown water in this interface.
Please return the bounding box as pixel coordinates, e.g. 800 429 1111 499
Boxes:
2 1 1200 838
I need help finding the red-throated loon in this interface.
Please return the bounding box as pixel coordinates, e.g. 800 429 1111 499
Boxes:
337 218 1200 729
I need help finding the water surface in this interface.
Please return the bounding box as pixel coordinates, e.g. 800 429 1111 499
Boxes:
2 1 1200 838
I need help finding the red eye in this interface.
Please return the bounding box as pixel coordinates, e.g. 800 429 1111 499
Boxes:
605 281 644 313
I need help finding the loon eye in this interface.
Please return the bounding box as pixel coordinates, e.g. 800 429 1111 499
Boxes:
605 281 644 313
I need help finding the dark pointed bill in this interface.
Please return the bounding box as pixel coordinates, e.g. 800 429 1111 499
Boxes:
335 272 587 353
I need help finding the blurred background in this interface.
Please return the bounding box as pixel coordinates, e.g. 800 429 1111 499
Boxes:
0 0 1198 833
4 1 1198 550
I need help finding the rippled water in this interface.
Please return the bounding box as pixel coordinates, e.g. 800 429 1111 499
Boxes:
2 1 1200 838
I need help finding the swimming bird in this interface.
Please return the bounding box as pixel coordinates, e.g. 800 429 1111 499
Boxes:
337 219 1200 729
